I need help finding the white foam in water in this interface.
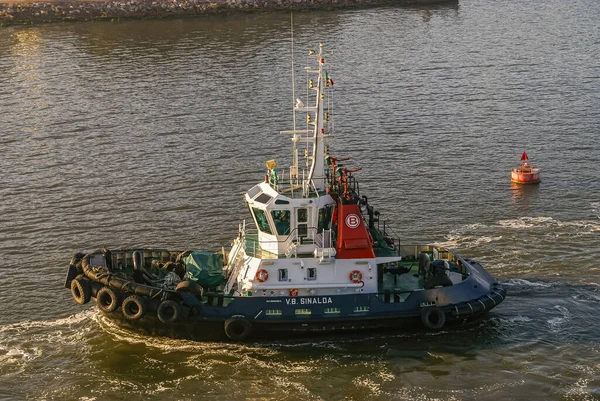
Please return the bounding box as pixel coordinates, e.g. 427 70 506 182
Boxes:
436 234 502 250
434 238 460 249
498 216 554 229
0 346 43 365
462 223 489 231
546 305 570 332
0 310 94 335
509 315 533 323
503 278 554 288
497 216 600 236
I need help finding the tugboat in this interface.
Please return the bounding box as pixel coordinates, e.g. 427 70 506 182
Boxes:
64 44 506 341
511 152 541 184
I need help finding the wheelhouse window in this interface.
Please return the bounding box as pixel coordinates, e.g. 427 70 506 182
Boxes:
251 208 272 234
307 267 317 281
247 185 261 199
255 193 273 204
297 208 308 237
271 210 291 236
317 205 334 232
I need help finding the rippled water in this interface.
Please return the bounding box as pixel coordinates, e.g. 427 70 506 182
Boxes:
1 0 599 399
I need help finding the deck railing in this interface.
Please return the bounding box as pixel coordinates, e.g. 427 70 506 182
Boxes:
241 225 336 258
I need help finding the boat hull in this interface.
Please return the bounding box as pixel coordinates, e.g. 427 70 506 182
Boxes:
66 249 506 341
93 284 506 341
75 271 506 341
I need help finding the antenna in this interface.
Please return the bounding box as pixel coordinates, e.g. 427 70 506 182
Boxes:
291 13 296 133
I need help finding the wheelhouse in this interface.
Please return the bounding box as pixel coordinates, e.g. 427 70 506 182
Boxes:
245 181 335 257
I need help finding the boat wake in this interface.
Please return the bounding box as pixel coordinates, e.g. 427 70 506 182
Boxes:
0 310 96 374
544 305 571 333
0 310 93 335
434 216 600 282
502 278 555 288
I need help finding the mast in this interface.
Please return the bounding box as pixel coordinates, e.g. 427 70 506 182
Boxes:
306 44 327 192
282 43 331 195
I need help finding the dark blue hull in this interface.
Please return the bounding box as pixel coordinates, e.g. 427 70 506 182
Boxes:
90 282 506 341
67 251 506 341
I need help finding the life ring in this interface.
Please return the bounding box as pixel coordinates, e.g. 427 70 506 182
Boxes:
121 295 147 321
71 277 91 305
289 288 298 297
349 270 362 283
421 307 446 330
157 300 181 324
96 287 119 313
255 269 269 282
224 316 252 341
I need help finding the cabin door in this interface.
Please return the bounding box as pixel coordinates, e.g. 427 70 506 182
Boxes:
295 208 309 241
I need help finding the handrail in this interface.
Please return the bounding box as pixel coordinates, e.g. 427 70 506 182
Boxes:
244 226 335 258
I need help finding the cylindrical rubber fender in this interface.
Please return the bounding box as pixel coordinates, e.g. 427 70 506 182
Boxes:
81 254 163 299
421 307 446 330
71 277 91 305
157 300 181 324
491 292 504 305
69 252 86 267
470 300 485 314
175 280 203 296
482 296 496 310
121 295 147 320
451 303 473 318
132 250 143 271
224 316 252 341
96 286 120 313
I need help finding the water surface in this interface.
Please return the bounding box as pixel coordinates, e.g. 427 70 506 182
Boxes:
1 1 599 399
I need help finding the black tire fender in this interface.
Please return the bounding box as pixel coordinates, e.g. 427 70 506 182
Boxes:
122 295 147 320
71 277 91 305
224 316 252 341
421 307 446 330
96 287 119 313
175 280 203 296
157 300 181 324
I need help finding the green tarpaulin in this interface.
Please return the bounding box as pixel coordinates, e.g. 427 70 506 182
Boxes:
182 251 225 288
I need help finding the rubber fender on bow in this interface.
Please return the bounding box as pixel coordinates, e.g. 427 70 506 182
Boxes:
96 286 120 313
175 280 203 296
470 300 485 314
64 264 78 289
490 292 505 305
121 295 147 320
482 296 496 310
65 252 85 289
421 307 446 330
157 300 181 324
224 316 252 341
452 303 473 318
71 277 91 305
